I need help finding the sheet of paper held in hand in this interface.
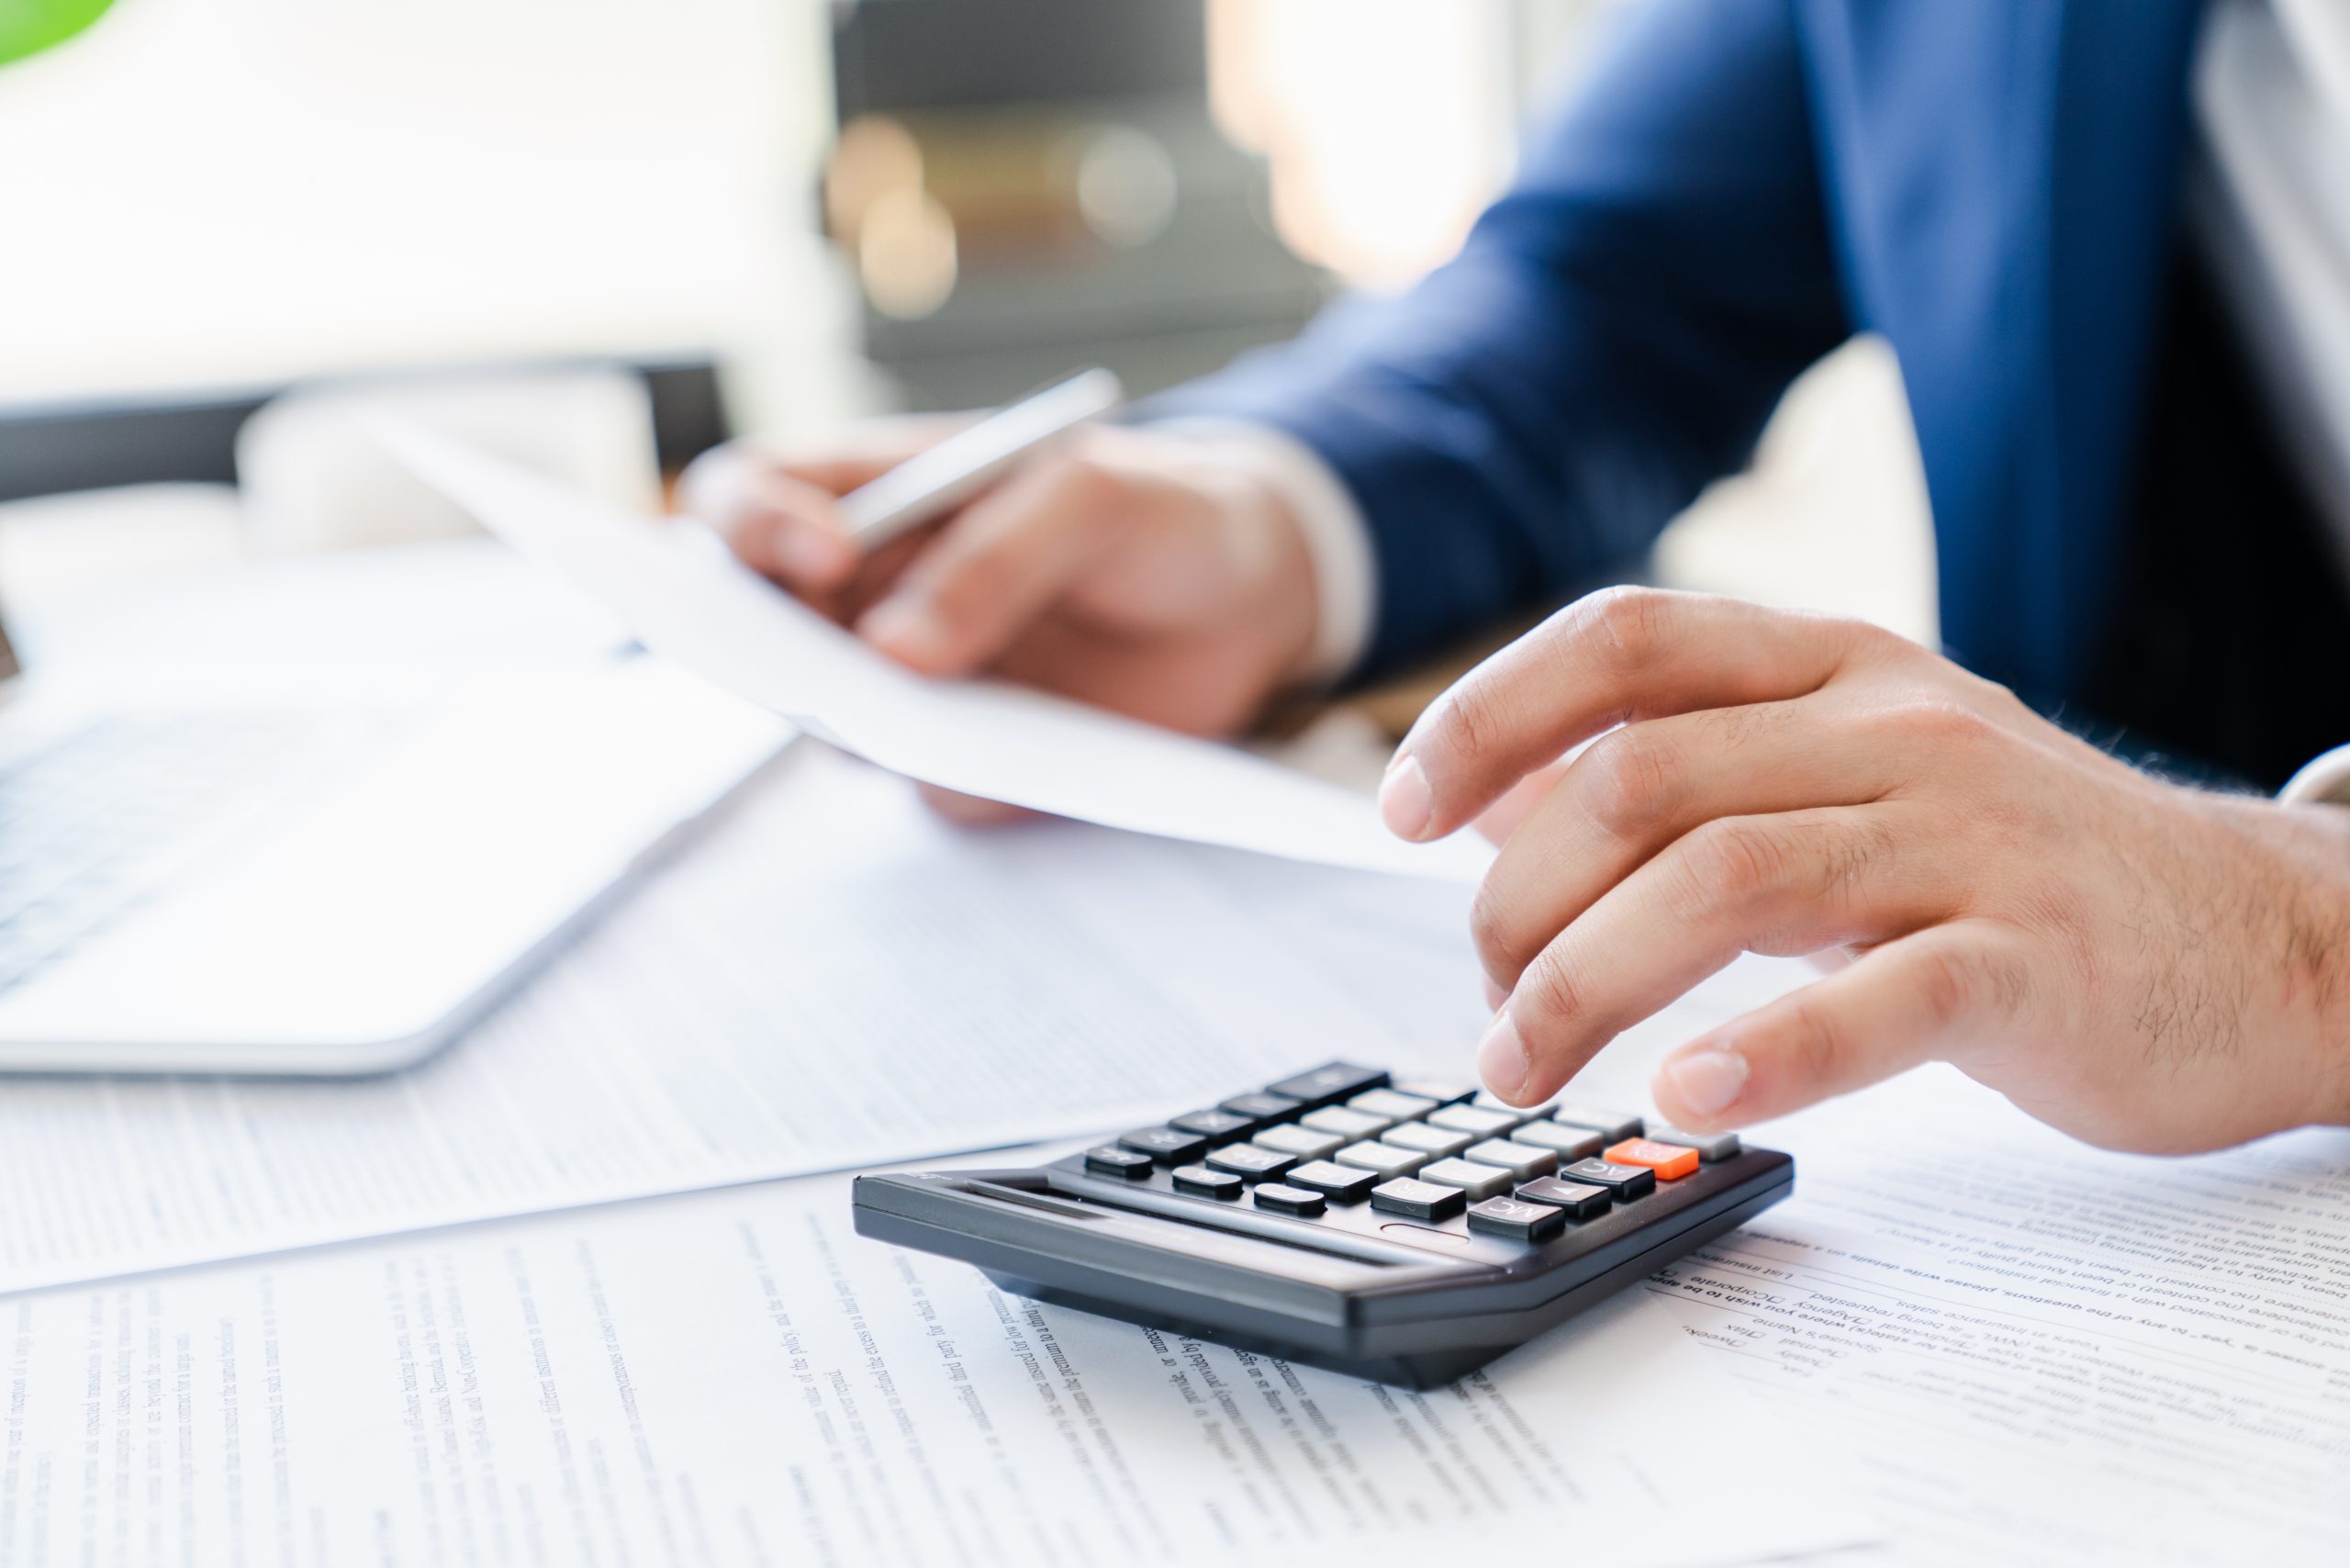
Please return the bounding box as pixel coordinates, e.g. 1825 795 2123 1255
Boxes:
0 1170 1875 1568
384 425 1491 884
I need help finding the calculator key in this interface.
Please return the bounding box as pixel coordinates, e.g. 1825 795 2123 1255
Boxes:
1427 1104 1520 1137
1253 1125 1347 1160
1348 1088 1440 1120
1284 1160 1381 1202
1604 1137 1702 1180
1390 1079 1477 1106
1370 1178 1468 1221
1084 1145 1157 1178
1463 1139 1560 1181
1252 1182 1327 1217
1116 1126 1209 1163
1548 1105 1644 1143
1171 1164 1245 1199
1383 1122 1475 1158
1302 1105 1394 1140
1561 1158 1657 1198
1219 1092 1303 1125
1515 1177 1613 1219
1474 1090 1556 1118
1468 1196 1568 1242
1507 1121 1606 1160
1646 1126 1742 1161
1264 1062 1391 1108
1206 1144 1298 1181
1169 1108 1257 1142
1333 1141 1428 1179
1416 1158 1516 1202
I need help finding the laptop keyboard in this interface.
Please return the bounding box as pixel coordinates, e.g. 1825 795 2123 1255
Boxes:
0 715 359 992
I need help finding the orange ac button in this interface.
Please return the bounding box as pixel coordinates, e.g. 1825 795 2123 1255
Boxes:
1603 1137 1700 1180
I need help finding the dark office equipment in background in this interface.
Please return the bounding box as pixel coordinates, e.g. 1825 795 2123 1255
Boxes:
827 0 1328 411
0 361 725 507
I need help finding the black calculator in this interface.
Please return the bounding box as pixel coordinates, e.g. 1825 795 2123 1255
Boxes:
852 1060 1792 1388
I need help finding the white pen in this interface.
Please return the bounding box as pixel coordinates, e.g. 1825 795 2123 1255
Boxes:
834 368 1125 550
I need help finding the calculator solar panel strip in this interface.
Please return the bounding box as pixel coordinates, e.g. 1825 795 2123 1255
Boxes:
852 1060 1793 1389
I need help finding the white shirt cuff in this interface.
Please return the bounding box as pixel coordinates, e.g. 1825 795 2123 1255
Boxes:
2279 743 2350 805
1149 419 1377 685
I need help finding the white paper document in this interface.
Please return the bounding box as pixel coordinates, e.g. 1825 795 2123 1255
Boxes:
1549 994 2350 1566
383 424 1490 884
0 1170 1873 1567
0 745 1492 1295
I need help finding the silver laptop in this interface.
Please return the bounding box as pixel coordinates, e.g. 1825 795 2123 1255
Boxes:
0 608 787 1073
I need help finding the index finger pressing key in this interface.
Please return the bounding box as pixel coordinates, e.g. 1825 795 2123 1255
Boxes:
1379 588 1876 844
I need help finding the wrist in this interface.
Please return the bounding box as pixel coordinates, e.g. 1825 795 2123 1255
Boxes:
1205 464 1324 694
2251 799 2350 1128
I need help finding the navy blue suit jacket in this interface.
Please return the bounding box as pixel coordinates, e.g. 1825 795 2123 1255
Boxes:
1158 0 2347 788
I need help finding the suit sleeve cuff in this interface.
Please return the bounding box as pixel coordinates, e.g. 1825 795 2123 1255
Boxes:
1147 419 1378 686
2280 744 2350 806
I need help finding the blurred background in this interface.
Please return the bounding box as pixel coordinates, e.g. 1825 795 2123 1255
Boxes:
0 0 1933 678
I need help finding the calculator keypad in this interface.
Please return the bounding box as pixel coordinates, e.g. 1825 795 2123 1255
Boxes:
1086 1060 1674 1251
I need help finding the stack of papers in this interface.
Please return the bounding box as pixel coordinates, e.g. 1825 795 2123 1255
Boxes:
5 444 2346 1562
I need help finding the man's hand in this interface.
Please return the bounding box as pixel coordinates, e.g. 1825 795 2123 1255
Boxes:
681 423 1323 816
1380 587 2350 1153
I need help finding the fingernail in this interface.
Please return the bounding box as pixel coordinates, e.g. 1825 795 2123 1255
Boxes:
1379 754 1433 840
1476 1009 1529 1102
1662 1048 1748 1118
860 599 946 665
